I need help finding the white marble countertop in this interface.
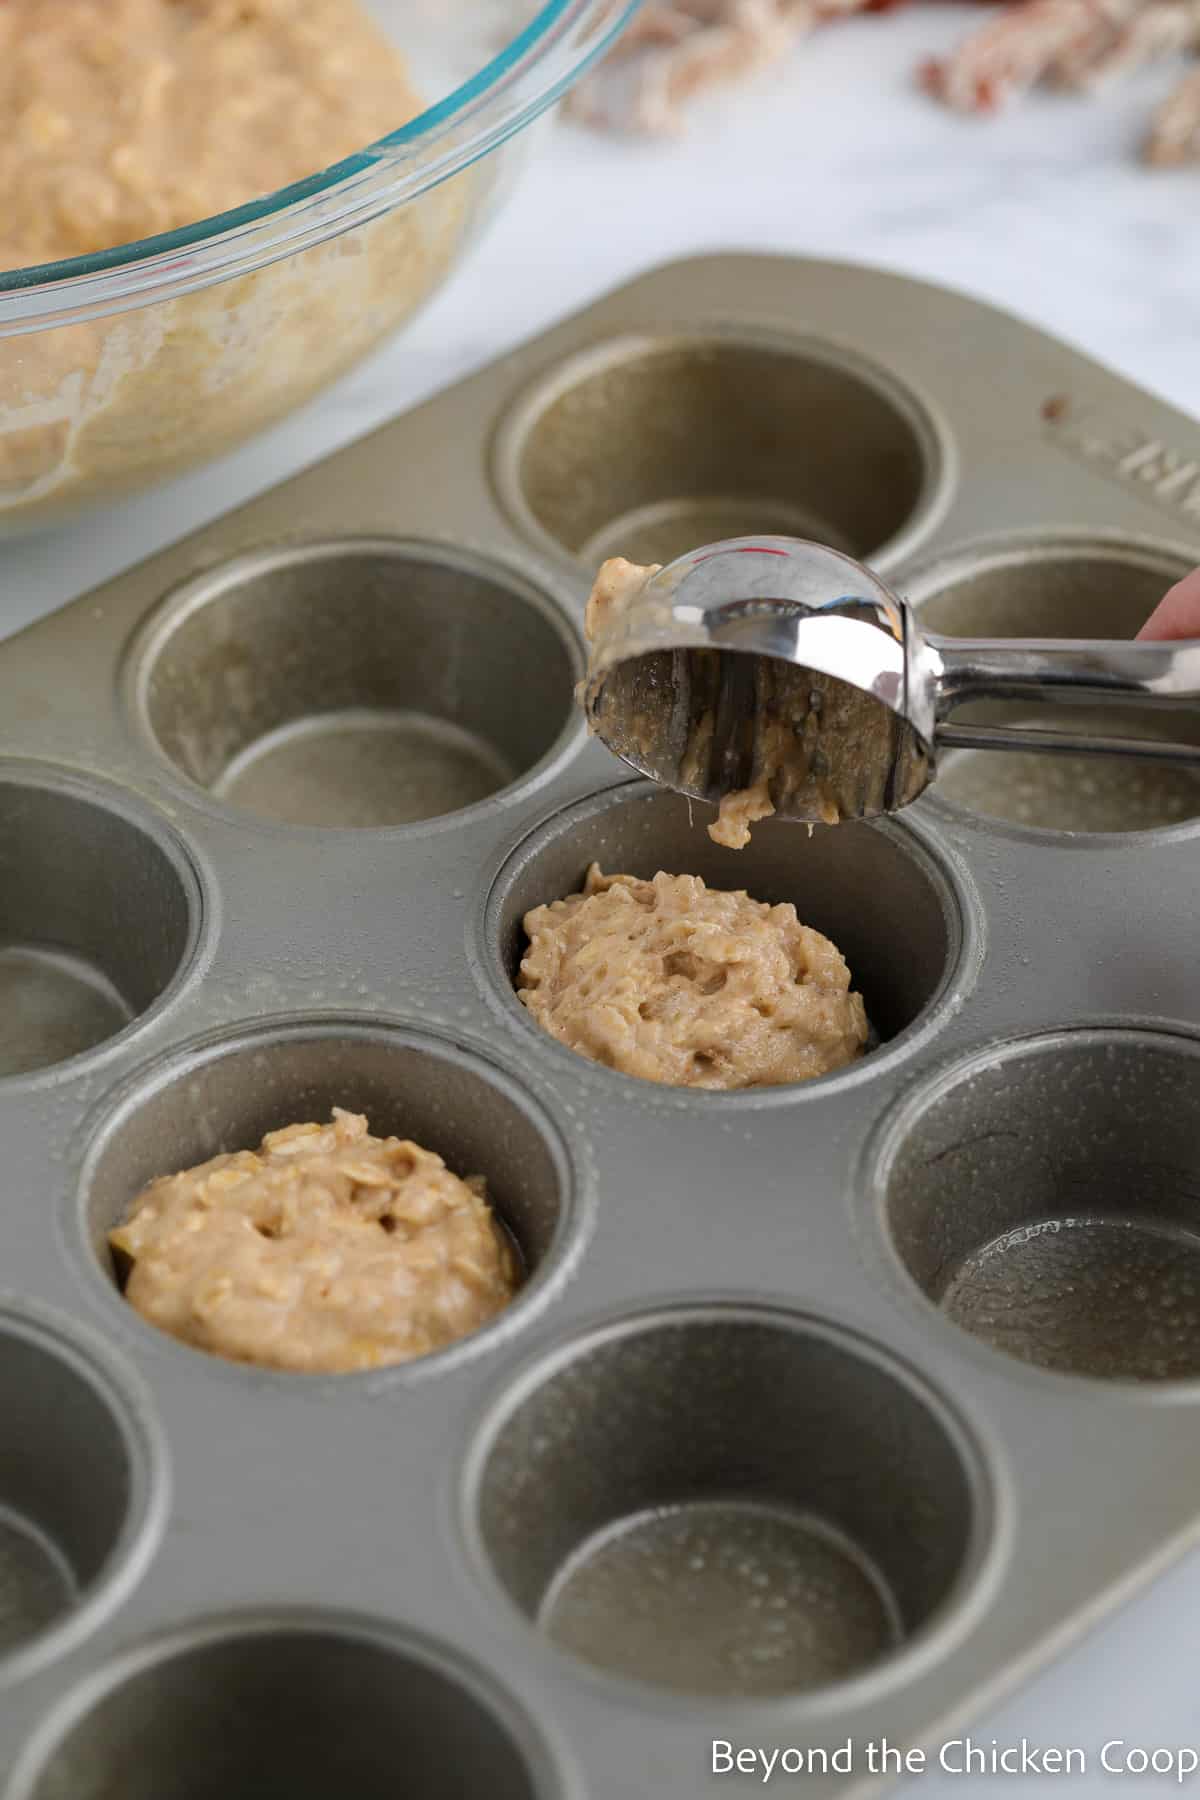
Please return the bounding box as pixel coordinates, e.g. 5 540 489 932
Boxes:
6 10 1200 1790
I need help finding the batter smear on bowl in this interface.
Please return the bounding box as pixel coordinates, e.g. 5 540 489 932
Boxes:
519 865 867 1088
109 1108 520 1372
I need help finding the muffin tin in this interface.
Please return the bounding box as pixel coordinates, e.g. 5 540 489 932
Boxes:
1 253 1199 1795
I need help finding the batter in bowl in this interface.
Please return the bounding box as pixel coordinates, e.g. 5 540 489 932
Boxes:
109 1108 520 1373
1 0 423 267
0 0 465 522
519 865 868 1089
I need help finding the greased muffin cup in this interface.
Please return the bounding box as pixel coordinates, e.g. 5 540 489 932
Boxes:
0 255 1198 1795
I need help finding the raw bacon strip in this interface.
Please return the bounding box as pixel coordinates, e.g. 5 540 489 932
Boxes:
571 0 1200 161
919 0 1144 111
1145 59 1200 159
1057 0 1200 85
1044 8 1130 80
567 0 829 133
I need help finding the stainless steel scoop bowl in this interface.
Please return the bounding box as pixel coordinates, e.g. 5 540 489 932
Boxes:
581 537 1200 823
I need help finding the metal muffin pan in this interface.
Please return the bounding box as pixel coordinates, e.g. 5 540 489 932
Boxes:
1 253 1199 1793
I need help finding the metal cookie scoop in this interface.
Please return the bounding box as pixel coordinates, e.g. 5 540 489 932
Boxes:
581 537 1200 826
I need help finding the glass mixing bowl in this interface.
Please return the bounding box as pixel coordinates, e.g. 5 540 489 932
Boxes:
0 0 639 531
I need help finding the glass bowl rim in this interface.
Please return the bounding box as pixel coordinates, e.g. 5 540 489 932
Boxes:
0 0 641 326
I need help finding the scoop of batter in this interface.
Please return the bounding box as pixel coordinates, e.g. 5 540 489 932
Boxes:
109 1109 519 1373
519 865 868 1088
582 557 842 847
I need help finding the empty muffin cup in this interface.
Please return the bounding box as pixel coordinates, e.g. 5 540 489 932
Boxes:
470 1306 987 1698
0 1307 163 1680
0 768 199 1078
80 1019 575 1374
486 783 965 1080
878 1029 1200 1381
7 1615 554 1800
936 712 1200 834
907 536 1200 832
496 333 942 569
126 540 581 829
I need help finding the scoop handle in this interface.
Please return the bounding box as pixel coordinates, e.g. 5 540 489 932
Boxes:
928 635 1200 762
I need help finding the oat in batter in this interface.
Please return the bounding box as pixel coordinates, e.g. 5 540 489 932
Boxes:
519 864 868 1088
109 1108 520 1373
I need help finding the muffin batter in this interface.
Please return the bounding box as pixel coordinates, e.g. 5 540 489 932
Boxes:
1 0 468 525
708 775 779 849
0 0 423 267
519 864 868 1088
109 1108 519 1373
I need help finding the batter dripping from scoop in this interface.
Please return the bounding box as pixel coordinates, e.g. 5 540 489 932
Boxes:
536 558 871 1087
582 555 844 847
